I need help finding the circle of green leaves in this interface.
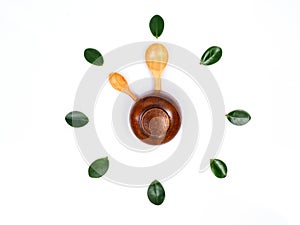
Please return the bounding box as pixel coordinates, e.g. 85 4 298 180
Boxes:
65 15 251 206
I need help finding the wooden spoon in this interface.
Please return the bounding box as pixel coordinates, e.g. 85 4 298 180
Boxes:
109 72 138 102
145 43 169 91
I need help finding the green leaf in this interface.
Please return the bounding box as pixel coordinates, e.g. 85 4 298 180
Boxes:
65 111 89 128
226 110 251 126
149 15 164 38
147 180 165 205
200 46 222 65
88 157 109 178
210 159 227 178
84 48 104 66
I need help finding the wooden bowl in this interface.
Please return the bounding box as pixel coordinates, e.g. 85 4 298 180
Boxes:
130 91 181 145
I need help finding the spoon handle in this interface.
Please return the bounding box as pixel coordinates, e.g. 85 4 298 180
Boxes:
154 76 161 91
123 87 138 102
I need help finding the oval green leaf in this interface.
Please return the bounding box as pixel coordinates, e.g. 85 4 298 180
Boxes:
147 180 165 205
84 48 104 66
210 159 227 178
149 15 164 38
226 109 251 126
65 111 89 128
200 46 222 65
88 157 109 178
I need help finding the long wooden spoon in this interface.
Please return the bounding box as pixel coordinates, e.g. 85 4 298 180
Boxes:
109 72 138 102
145 43 169 91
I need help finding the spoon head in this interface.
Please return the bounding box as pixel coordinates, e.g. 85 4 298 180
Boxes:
109 72 128 92
145 43 169 77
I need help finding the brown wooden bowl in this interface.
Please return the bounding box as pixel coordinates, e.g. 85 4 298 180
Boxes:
130 91 181 145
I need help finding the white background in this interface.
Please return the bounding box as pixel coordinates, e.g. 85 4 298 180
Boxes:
1 0 299 224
